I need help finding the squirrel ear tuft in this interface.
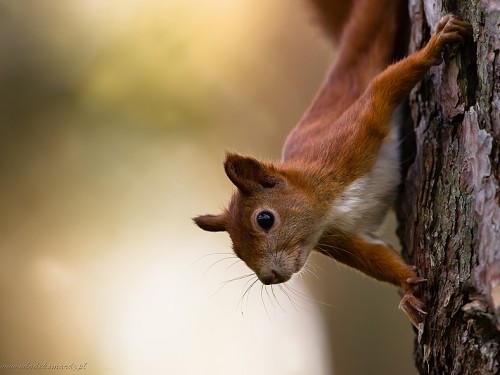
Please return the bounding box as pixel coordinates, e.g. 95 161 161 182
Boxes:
223 153 282 194
193 214 227 232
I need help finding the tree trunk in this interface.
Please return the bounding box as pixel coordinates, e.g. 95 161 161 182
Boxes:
398 0 500 374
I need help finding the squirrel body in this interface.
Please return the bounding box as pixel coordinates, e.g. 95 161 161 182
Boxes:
326 131 400 234
194 0 470 329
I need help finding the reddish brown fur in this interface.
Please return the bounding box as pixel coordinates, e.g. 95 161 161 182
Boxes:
194 1 470 328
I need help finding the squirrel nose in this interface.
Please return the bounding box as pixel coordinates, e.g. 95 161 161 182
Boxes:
260 270 281 285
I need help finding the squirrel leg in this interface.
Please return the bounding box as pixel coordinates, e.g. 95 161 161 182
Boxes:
326 15 471 176
368 15 471 120
316 231 426 329
346 15 471 141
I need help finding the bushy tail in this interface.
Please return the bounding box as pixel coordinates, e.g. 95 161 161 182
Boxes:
307 0 409 62
305 0 354 44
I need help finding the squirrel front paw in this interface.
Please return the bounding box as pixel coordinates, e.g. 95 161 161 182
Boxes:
399 277 427 331
425 14 471 66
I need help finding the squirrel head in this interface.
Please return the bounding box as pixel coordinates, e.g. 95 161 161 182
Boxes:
194 153 328 284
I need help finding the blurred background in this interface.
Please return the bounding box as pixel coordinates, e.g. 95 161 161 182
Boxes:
0 0 417 374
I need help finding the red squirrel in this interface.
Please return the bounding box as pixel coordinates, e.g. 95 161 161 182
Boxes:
194 0 470 329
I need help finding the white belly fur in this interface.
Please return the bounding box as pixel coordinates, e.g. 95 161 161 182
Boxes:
328 127 400 235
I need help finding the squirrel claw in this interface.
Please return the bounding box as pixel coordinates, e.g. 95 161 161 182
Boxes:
399 293 427 331
407 276 427 285
426 14 471 66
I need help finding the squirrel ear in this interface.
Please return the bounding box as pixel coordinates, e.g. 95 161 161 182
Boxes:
193 214 227 232
224 153 282 194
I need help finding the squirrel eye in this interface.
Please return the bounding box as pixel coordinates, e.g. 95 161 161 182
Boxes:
256 211 274 231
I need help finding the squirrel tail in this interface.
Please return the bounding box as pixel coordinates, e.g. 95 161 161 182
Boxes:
305 0 354 44
306 0 410 61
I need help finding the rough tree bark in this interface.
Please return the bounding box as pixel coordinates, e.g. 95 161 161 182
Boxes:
398 0 500 374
